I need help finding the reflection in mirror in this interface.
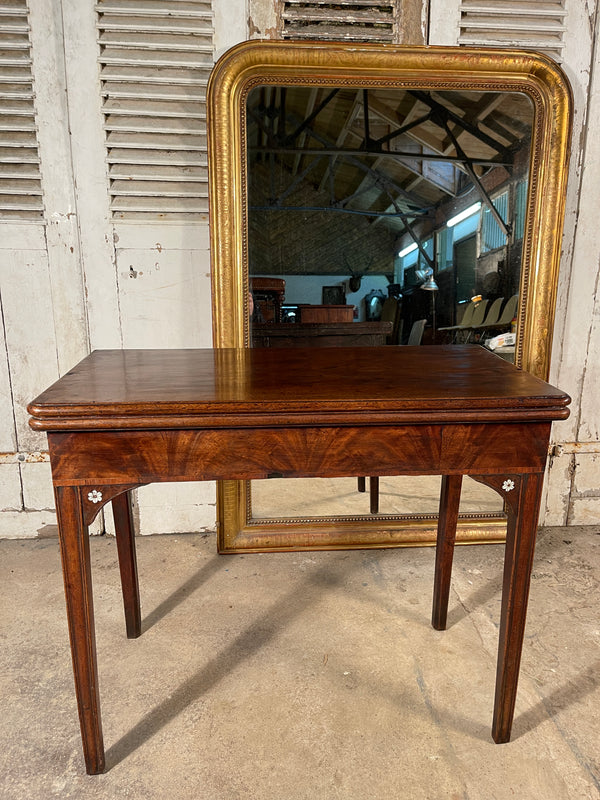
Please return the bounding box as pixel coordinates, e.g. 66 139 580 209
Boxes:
247 85 533 362
251 475 502 519
246 84 533 522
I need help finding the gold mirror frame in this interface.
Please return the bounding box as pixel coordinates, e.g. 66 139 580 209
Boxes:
207 40 572 553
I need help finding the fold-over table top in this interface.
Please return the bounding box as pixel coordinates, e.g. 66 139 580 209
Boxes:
28 345 570 431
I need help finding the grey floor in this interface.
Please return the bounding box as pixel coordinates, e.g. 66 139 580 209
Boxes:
1 526 599 799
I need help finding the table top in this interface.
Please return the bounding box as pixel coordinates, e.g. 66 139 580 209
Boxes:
28 345 570 431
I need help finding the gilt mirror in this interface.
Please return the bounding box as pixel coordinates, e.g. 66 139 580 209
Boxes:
208 40 572 553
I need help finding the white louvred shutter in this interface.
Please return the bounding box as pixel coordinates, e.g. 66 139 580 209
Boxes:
458 1 566 61
280 0 399 43
0 0 43 221
96 0 214 220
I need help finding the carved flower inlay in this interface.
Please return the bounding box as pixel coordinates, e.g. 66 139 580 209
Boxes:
502 480 515 493
87 490 103 504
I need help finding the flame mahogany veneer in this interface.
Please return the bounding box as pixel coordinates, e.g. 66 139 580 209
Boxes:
28 345 570 774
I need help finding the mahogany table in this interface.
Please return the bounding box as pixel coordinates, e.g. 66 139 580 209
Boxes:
28 345 570 774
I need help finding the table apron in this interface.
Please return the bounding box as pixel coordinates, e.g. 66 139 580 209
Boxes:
47 422 551 486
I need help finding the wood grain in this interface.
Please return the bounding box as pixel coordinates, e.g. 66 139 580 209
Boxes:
440 423 551 473
112 491 141 639
492 472 545 743
47 425 443 485
28 346 570 431
54 485 104 775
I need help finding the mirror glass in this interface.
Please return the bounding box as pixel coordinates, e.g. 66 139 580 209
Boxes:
246 84 533 521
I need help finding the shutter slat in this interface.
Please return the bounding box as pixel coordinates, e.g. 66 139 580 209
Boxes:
2 37 30 48
98 17 211 33
108 147 206 166
0 193 43 208
0 146 39 162
0 179 41 194
0 22 29 32
459 32 565 44
0 1 29 11
0 100 34 113
462 21 565 33
99 0 213 219
0 84 33 97
0 210 43 220
0 161 39 177
284 27 395 41
100 48 212 66
0 114 36 130
102 83 205 101
104 115 205 134
462 7 564 16
100 64 212 84
111 179 208 197
99 32 213 50
96 1 211 17
460 16 565 34
0 68 33 81
105 131 206 150
0 129 37 146
103 98 205 117
111 195 209 213
282 8 393 23
109 163 207 180
0 53 31 65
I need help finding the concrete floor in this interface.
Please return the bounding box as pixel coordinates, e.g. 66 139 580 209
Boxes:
1 526 599 799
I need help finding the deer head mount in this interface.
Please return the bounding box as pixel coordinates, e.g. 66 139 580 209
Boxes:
344 252 377 293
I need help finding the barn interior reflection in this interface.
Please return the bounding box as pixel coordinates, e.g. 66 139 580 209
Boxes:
245 83 534 519
247 84 533 361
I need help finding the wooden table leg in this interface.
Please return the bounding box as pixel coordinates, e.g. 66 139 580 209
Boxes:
54 485 105 775
112 491 141 639
432 474 463 630
492 471 544 743
369 476 379 514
